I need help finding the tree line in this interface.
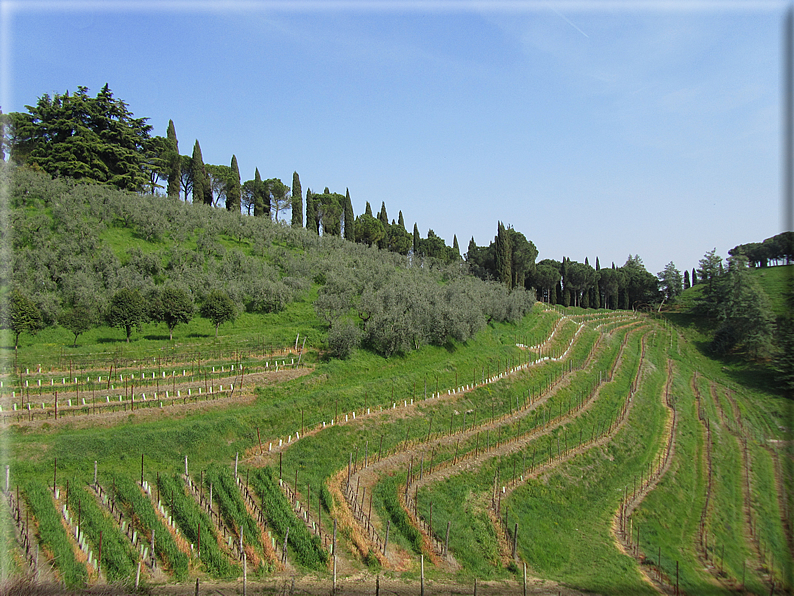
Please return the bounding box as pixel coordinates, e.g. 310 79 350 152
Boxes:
5 84 785 368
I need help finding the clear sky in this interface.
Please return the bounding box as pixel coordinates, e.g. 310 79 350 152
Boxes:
2 0 786 276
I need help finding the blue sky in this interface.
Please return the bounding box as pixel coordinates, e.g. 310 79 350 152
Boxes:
2 0 786 276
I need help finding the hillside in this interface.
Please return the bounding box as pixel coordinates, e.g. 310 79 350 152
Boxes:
0 167 791 595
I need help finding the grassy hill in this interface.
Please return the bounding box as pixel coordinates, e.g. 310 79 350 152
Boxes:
1 167 791 595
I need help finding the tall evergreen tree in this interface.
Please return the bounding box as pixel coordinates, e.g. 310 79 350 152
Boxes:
253 168 266 217
291 171 303 227
344 189 355 241
8 85 153 191
452 234 460 257
596 257 600 270
190 140 211 205
495 222 512 288
305 188 315 231
226 155 241 212
377 202 388 226
684 269 691 290
365 202 373 217
398 211 405 229
692 268 698 285
166 119 180 199
413 223 420 254
467 237 476 261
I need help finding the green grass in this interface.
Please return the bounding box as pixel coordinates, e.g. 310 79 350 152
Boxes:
203 464 271 573
111 473 190 581
21 481 88 588
156 473 237 579
0 495 22 580
249 467 327 571
64 481 137 582
412 324 651 586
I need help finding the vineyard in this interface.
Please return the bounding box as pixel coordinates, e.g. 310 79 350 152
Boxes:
1 304 791 595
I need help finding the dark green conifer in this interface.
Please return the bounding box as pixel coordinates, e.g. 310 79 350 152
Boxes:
378 202 388 226
253 168 266 217
226 155 241 212
292 172 303 227
684 269 691 289
190 140 211 205
398 211 405 229
166 120 180 199
413 223 420 254
306 189 318 233
344 189 355 241
495 222 512 288
453 234 460 256
365 202 373 217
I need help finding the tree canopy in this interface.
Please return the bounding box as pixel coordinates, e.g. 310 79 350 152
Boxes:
7 85 155 191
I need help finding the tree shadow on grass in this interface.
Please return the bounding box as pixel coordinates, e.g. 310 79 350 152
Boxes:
143 334 170 341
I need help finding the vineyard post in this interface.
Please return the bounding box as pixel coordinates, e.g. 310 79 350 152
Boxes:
444 521 451 556
184 456 188 477
53 458 57 494
523 562 527 596
235 452 239 480
98 530 102 575
197 523 201 559
141 454 144 486
136 561 141 589
333 518 337 555
257 428 262 454
383 520 390 554
243 551 247 596
93 461 97 487
194 577 198 596
512 523 518 558
333 555 337 594
420 554 425 596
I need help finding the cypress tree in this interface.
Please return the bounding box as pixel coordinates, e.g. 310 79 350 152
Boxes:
291 172 303 227
413 223 420 254
684 269 691 290
692 268 698 284
344 188 355 241
166 120 180 199
253 168 265 217
305 189 318 233
398 211 405 229
365 202 373 217
585 256 589 266
378 202 388 226
553 281 561 305
226 155 241 212
190 140 211 205
467 237 476 261
596 257 600 271
495 222 512 288
452 234 460 257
